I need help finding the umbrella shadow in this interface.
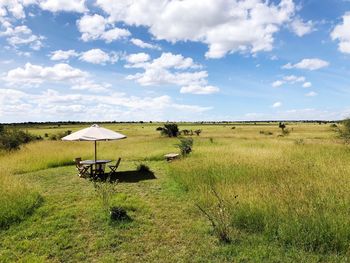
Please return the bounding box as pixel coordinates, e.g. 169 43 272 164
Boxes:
97 170 156 183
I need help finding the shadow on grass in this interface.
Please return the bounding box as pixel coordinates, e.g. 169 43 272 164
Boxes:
95 170 156 183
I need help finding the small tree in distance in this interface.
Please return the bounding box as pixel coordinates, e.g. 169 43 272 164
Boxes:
157 123 179 137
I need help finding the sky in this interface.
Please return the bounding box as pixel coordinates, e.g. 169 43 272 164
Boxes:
1 0 350 122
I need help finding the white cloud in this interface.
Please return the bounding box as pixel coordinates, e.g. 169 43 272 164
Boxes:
302 82 312 88
77 14 130 43
126 52 150 64
0 25 44 50
272 75 309 87
331 13 350 54
180 85 219 95
283 58 329 70
4 63 87 86
50 49 119 64
79 49 118 64
305 91 317 97
71 80 112 93
50 49 79 61
95 0 296 58
125 52 215 94
244 108 350 121
0 88 212 122
38 0 87 13
130 38 161 50
272 102 282 108
290 18 314 37
272 80 284 87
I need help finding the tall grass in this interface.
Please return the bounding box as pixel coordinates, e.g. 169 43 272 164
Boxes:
0 170 41 228
168 133 350 253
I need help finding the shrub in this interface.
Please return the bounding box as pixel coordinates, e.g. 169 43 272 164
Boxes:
194 129 202 136
177 137 193 156
93 180 118 212
196 185 238 243
295 139 305 145
159 123 179 137
110 206 130 221
231 126 236 130
48 130 72 141
209 137 214 143
0 128 39 151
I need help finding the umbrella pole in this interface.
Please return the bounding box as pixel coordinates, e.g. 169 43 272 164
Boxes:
94 141 97 163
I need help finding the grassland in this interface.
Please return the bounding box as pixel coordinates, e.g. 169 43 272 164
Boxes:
0 122 349 262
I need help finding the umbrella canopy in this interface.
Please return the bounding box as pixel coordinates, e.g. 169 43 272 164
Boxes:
62 124 126 161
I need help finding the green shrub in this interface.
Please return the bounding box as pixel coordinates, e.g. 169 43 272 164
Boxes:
93 180 118 212
177 137 193 156
159 123 179 137
109 206 130 221
0 128 40 151
196 185 238 243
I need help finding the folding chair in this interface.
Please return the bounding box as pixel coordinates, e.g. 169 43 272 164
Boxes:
74 157 90 178
108 158 121 175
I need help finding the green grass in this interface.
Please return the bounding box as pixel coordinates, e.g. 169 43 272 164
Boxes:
0 123 350 262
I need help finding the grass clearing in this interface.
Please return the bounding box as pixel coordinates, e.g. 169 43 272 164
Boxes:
0 123 349 261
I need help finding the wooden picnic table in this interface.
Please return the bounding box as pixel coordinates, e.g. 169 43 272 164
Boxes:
164 153 180 162
80 159 111 177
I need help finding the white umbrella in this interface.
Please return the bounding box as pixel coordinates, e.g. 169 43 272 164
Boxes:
62 124 126 162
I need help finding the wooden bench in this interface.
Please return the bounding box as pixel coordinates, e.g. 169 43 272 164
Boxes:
164 153 180 162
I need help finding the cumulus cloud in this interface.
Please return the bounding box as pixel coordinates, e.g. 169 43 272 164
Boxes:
272 75 309 87
0 25 44 50
290 18 314 37
272 102 282 108
180 85 219 95
50 49 79 61
0 88 212 122
130 38 161 50
125 52 218 94
283 58 329 70
79 49 118 64
305 91 317 97
3 63 87 86
331 12 350 54
77 14 130 43
38 0 87 13
95 0 297 58
50 49 119 64
302 82 312 88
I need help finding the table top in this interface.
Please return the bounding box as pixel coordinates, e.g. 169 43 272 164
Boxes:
80 159 111 165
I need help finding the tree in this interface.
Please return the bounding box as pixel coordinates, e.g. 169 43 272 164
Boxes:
158 123 179 137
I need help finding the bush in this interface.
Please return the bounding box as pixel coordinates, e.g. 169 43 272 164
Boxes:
93 180 118 212
159 123 179 137
196 185 238 243
0 128 39 151
48 130 72 141
110 206 130 221
177 137 193 156
194 129 202 136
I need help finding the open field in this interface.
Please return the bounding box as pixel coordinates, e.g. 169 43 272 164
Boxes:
1 122 350 262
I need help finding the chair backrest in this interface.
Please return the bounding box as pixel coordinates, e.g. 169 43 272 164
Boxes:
115 158 121 168
74 157 82 166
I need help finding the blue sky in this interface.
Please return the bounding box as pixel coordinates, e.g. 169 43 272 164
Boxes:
1 0 350 122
